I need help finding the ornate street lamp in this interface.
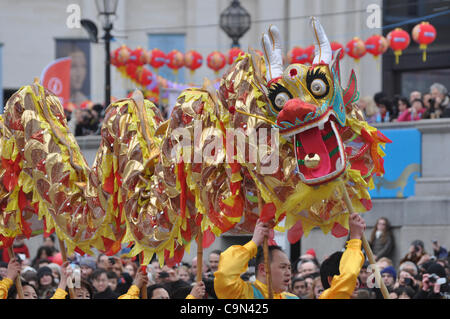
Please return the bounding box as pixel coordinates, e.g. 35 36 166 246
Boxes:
95 0 119 108
219 0 251 48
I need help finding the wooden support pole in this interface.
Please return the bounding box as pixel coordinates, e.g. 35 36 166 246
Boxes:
139 253 147 299
257 189 273 299
196 231 203 283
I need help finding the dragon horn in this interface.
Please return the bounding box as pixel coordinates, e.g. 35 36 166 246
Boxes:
310 17 332 65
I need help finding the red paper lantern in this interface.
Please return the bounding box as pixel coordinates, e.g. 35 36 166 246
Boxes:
166 49 184 74
139 49 152 66
303 45 315 65
287 46 307 64
412 21 437 62
184 50 203 74
129 47 146 66
227 47 244 65
364 34 389 59
345 37 366 62
149 48 166 71
207 51 226 74
387 28 410 64
136 67 153 86
125 63 138 80
330 41 345 60
112 45 131 67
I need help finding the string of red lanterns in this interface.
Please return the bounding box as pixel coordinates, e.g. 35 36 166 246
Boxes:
111 21 437 78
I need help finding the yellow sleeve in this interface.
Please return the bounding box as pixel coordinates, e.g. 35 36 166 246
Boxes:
214 241 257 299
185 294 196 299
319 239 364 299
118 285 140 299
0 278 13 299
50 288 68 299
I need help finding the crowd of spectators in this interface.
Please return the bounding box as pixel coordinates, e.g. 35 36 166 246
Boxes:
64 101 104 137
358 82 450 123
1 221 448 299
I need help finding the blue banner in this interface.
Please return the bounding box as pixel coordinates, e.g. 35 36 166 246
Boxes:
369 128 421 198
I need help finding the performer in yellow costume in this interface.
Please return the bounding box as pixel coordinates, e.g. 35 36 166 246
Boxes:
214 213 365 299
214 219 297 299
0 258 21 299
319 213 365 299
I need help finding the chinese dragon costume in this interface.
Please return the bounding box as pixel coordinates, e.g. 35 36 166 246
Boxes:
0 17 390 265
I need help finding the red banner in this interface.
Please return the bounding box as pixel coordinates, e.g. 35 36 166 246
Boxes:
40 57 71 109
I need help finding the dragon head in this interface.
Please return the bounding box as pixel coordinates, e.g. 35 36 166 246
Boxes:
261 17 357 186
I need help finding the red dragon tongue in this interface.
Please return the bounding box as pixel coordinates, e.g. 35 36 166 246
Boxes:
298 127 331 178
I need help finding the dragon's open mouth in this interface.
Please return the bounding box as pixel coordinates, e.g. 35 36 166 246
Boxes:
281 111 347 186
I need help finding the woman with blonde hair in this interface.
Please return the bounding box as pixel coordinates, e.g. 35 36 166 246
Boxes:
358 96 380 123
305 276 324 299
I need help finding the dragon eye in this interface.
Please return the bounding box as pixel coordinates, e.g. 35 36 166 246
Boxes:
268 83 293 114
310 79 327 96
274 92 290 108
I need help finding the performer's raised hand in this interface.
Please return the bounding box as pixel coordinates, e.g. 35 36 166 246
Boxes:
6 258 21 281
252 219 270 247
58 261 72 290
133 267 149 289
349 213 366 240
190 281 206 299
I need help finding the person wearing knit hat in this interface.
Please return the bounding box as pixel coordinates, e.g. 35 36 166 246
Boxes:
381 266 397 291
80 256 97 280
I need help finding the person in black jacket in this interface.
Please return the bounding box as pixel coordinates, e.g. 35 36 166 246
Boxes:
108 256 133 295
369 217 395 261
90 268 119 299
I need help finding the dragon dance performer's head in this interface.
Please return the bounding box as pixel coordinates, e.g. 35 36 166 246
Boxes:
252 220 292 294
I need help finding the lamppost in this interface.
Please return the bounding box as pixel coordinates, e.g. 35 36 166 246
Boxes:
219 0 251 48
95 0 118 108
